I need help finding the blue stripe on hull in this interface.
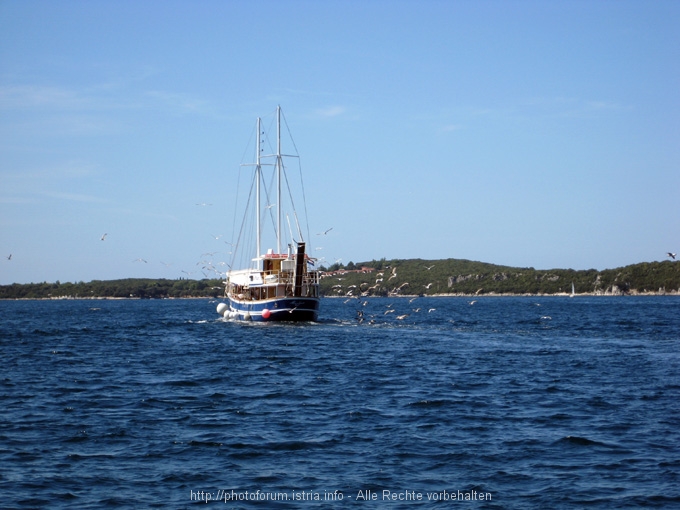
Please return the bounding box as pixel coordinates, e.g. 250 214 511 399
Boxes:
227 296 319 322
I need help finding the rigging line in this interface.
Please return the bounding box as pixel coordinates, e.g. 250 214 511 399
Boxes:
281 109 312 246
280 108 299 157
260 165 278 246
231 171 257 271
230 119 259 261
240 120 259 165
261 111 278 158
298 159 311 247
281 163 303 242
229 164 243 266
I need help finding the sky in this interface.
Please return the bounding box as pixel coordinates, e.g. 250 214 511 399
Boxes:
1 0 678 285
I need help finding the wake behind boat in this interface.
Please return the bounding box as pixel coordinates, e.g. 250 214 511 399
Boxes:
216 106 320 322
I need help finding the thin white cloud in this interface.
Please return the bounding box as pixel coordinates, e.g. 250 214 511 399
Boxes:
3 160 99 181
38 190 109 203
519 96 626 118
586 100 623 111
145 90 212 115
0 85 92 110
315 106 346 118
1 83 214 117
0 195 37 205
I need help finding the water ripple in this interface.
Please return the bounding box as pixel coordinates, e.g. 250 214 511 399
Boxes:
0 296 678 508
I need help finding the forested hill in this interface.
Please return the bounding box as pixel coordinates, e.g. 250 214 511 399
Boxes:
0 278 224 300
319 258 680 297
1 259 679 299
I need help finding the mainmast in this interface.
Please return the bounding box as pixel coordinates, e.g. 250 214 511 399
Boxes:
256 117 262 261
276 105 282 255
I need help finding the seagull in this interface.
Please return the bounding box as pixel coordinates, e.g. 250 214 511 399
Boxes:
317 227 333 235
6 254 11 260
133 258 147 263
668 252 676 260
424 283 433 289
100 233 107 241
424 264 435 270
196 203 212 206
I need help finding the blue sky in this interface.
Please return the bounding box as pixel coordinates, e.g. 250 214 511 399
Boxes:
1 0 678 285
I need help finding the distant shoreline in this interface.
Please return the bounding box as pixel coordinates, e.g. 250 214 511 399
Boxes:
2 258 678 299
2 292 679 301
328 291 680 298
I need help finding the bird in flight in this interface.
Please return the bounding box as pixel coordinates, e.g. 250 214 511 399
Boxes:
317 227 333 235
100 233 108 241
133 258 148 263
6 254 11 260
668 252 676 260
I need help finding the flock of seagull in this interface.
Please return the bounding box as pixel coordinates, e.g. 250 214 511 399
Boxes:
336 263 445 324
329 252 680 325
96 230 229 280
334 263 440 299
354 297 439 325
4 222 677 288
350 294 556 326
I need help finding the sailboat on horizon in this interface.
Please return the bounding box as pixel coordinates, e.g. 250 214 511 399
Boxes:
216 106 320 322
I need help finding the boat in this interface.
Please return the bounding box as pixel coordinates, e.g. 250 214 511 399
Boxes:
216 106 320 322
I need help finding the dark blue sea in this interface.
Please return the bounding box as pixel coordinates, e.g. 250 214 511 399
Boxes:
1 296 679 509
